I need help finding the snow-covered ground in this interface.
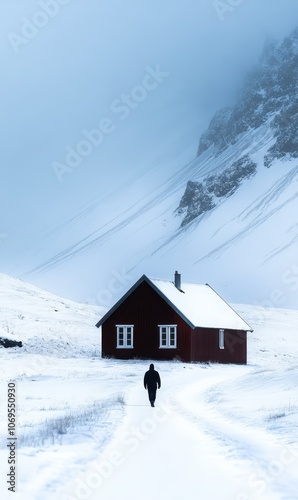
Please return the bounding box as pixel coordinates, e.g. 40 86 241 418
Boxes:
0 273 297 500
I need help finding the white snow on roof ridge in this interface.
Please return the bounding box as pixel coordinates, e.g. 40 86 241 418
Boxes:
149 277 251 331
149 276 206 287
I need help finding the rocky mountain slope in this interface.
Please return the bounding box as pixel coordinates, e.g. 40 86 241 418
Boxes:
176 155 257 226
177 27 298 227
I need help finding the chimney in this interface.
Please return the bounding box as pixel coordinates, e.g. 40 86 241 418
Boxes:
174 271 181 290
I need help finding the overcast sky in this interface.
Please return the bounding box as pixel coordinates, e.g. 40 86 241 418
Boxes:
1 0 298 298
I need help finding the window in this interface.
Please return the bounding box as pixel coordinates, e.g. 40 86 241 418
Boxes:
159 325 177 348
116 325 134 348
219 329 225 349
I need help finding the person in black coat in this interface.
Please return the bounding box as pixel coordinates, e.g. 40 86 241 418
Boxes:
144 363 161 407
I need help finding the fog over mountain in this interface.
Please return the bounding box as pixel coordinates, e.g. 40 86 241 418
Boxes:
1 1 298 308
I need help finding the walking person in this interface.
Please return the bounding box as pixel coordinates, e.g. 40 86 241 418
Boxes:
144 363 161 407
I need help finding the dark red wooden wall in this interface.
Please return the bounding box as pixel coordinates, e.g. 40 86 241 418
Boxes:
101 280 247 364
102 281 192 361
191 328 247 364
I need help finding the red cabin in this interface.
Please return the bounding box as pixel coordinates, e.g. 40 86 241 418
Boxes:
96 272 252 364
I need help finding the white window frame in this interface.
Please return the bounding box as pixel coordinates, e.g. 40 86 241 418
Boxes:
158 325 177 349
116 325 134 349
219 329 225 349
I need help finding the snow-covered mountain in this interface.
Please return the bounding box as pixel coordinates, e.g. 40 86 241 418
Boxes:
15 27 298 309
179 27 298 225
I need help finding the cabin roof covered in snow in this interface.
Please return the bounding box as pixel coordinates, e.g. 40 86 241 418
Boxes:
96 275 252 331
150 278 252 330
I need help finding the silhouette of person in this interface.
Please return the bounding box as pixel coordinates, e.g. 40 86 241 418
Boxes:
144 363 161 407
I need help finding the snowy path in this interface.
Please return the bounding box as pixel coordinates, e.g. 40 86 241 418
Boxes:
63 366 297 500
89 384 246 500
